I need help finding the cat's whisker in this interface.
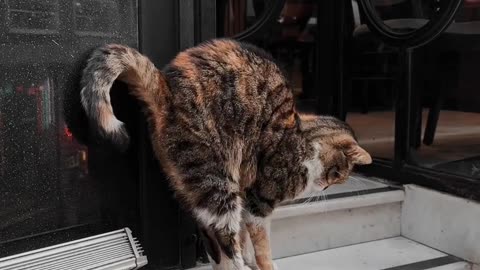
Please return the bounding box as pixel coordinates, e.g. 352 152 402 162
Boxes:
307 194 315 205
306 196 314 206
350 175 369 198
350 176 367 188
349 176 363 198
300 194 314 206
320 191 328 212
321 190 327 205
350 175 366 188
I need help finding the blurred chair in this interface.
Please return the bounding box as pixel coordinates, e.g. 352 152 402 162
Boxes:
423 1 480 145
347 0 418 115
349 0 480 148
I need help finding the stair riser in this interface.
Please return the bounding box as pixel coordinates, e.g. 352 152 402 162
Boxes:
271 202 402 259
402 185 480 265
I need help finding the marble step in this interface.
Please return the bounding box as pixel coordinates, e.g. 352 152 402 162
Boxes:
193 237 470 270
273 237 469 270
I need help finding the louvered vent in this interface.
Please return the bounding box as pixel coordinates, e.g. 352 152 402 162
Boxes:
0 228 147 270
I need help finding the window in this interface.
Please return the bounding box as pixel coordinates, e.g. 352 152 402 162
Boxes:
5 0 60 34
349 0 480 199
218 0 323 112
0 0 138 256
410 1 480 179
73 0 120 36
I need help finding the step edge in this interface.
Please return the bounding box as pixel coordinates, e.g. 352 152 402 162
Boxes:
272 190 405 220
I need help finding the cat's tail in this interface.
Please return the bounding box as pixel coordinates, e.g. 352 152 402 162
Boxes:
80 44 168 149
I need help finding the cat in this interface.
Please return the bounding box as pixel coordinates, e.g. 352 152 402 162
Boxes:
79 39 372 270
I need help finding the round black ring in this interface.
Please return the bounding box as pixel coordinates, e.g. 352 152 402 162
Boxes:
233 0 287 41
359 0 462 48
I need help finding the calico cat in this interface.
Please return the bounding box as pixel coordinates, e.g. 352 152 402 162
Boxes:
79 39 371 270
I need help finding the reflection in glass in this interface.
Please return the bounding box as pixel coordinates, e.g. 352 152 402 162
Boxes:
364 0 432 32
349 0 398 160
5 0 60 34
73 0 120 35
369 0 433 20
0 0 138 252
218 0 267 37
409 2 480 178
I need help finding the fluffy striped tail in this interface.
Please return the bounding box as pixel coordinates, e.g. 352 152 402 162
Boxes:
80 44 167 149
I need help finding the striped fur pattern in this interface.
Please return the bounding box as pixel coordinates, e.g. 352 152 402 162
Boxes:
79 39 372 270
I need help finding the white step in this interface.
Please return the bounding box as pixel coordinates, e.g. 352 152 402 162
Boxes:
193 237 470 270
274 237 468 270
270 176 404 258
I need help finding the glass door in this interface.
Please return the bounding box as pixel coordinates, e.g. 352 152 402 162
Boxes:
0 0 138 256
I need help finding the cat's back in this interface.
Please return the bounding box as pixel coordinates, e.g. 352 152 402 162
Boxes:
162 39 291 134
163 38 283 97
165 38 276 80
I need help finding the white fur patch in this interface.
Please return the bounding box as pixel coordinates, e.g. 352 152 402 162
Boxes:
299 142 324 197
103 115 125 133
194 198 242 233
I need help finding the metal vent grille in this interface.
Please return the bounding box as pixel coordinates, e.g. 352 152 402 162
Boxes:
0 228 147 270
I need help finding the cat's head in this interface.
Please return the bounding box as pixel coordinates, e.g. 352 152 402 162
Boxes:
298 114 372 194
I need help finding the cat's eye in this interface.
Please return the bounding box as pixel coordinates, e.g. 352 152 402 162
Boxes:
328 166 340 180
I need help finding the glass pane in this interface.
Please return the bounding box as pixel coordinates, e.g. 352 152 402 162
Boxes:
0 0 138 253
346 45 397 160
363 0 433 33
6 0 60 33
410 2 480 179
73 0 120 34
218 0 269 36
346 109 396 161
369 0 432 20
218 0 319 110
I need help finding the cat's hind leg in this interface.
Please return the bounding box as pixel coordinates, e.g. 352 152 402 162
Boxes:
167 136 248 268
200 221 257 270
187 172 248 269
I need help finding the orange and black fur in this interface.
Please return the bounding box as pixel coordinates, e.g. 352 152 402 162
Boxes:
79 39 372 270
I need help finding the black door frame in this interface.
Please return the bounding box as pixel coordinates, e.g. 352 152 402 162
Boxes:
138 1 196 269
138 1 218 269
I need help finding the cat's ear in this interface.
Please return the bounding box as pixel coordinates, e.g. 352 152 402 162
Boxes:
344 143 372 165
